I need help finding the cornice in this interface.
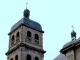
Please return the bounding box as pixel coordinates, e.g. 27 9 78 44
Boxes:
5 43 46 55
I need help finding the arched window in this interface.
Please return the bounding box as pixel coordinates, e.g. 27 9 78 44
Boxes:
16 32 20 43
10 58 13 60
35 57 39 60
35 34 39 44
12 35 14 41
27 31 31 42
15 55 18 60
35 34 39 40
27 31 31 37
11 35 14 46
16 32 19 38
26 54 31 60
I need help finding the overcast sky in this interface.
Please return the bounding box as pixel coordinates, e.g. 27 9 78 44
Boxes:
0 0 80 60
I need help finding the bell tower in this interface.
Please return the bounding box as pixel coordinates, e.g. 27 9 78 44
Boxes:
5 7 46 60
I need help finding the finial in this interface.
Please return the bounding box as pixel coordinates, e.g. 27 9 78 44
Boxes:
72 25 74 31
71 25 76 40
23 3 30 18
26 3 28 8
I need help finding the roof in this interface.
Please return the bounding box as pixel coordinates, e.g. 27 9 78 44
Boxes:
54 38 80 60
9 17 44 34
62 40 76 49
62 37 80 49
60 37 80 54
54 54 66 60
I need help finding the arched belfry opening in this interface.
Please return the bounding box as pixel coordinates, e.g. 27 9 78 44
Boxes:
16 32 19 38
27 31 31 37
35 34 39 44
15 55 18 60
10 58 13 60
35 34 39 40
16 32 20 43
35 57 39 60
11 35 15 46
27 31 31 42
26 54 31 60
12 35 14 41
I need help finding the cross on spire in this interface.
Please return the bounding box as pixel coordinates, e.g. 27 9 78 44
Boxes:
26 3 28 8
72 25 74 31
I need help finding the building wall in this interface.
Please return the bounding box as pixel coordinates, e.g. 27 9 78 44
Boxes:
7 25 44 60
66 50 75 60
22 26 43 50
8 48 21 60
76 47 80 60
9 26 22 50
21 47 43 60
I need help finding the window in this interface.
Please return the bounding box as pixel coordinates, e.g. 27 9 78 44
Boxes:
12 35 14 41
10 58 13 60
27 31 31 42
11 35 15 45
16 32 20 43
15 55 18 60
35 34 39 40
16 32 19 38
26 54 31 60
27 31 31 37
35 57 39 60
35 34 39 44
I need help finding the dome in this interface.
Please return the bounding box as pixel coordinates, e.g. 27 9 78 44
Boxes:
62 37 80 49
10 17 44 34
62 40 76 49
8 8 44 34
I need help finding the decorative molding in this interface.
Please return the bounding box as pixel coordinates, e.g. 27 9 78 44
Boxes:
5 43 46 55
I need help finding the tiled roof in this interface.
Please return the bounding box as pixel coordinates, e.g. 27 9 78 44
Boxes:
10 17 44 33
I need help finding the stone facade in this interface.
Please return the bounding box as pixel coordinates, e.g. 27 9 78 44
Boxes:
66 50 75 60
22 26 43 49
9 26 22 50
6 25 45 60
75 46 80 60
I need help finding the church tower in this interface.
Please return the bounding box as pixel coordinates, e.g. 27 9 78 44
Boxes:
5 7 46 60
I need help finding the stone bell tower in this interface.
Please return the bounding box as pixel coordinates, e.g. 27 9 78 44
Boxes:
5 7 46 60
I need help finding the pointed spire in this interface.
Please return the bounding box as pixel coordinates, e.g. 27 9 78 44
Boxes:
71 26 76 40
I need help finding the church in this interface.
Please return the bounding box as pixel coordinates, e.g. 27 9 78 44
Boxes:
5 5 80 60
